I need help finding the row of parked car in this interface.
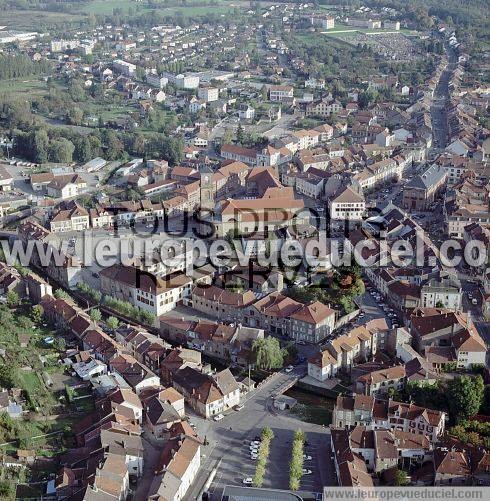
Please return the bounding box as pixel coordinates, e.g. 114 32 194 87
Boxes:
242 438 314 484
366 285 401 328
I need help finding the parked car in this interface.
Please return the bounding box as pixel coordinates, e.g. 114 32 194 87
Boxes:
243 478 253 485
234 404 244 411
285 365 294 373
303 455 312 460
213 414 224 422
302 469 313 475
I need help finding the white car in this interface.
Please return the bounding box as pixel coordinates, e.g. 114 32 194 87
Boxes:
250 445 259 452
285 365 294 373
234 404 244 411
213 414 224 422
243 478 253 485
302 469 313 475
250 453 258 460
250 441 261 447
303 455 312 460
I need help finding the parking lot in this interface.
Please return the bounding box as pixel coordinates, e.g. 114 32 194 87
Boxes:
204 422 332 499
186 369 335 500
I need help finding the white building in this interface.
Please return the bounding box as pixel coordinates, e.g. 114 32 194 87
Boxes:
269 85 294 102
329 186 366 221
100 265 196 317
420 279 462 310
238 105 255 120
113 59 136 76
175 73 200 89
146 73 168 89
197 86 219 102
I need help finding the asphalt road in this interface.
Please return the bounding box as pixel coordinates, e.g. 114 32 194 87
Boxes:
185 367 335 501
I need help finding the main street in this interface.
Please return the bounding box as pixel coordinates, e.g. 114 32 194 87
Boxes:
430 43 458 149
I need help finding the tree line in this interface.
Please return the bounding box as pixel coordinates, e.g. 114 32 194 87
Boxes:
0 54 50 81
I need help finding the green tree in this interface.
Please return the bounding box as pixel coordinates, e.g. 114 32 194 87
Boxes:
6 290 19 308
54 337 66 351
89 308 102 322
31 304 44 324
68 79 85 102
54 289 69 300
106 316 119 331
447 376 485 423
31 129 49 164
48 138 75 163
0 479 13 498
236 123 245 144
251 337 284 370
0 365 16 389
393 468 409 486
74 136 92 163
105 130 124 160
68 106 84 126
221 128 233 145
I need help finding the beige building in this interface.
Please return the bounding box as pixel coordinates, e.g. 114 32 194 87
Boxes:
402 164 447 210
269 85 293 102
46 174 87 199
100 265 196 317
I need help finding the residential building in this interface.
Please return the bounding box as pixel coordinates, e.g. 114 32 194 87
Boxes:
307 320 389 379
175 73 199 89
50 200 90 232
311 16 335 30
100 265 198 317
306 98 342 117
172 367 240 418
197 86 219 102
420 278 462 310
113 59 136 76
146 73 168 89
269 85 293 102
148 435 201 501
332 395 446 443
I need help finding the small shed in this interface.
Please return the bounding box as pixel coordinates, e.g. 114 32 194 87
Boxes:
273 395 297 411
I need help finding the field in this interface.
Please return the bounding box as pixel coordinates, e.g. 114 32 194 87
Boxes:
322 22 415 38
76 0 249 17
0 10 84 30
0 1 250 30
0 79 48 100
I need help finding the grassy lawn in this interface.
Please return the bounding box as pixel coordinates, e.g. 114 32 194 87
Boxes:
0 10 84 30
77 0 247 16
78 0 144 15
0 79 48 99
